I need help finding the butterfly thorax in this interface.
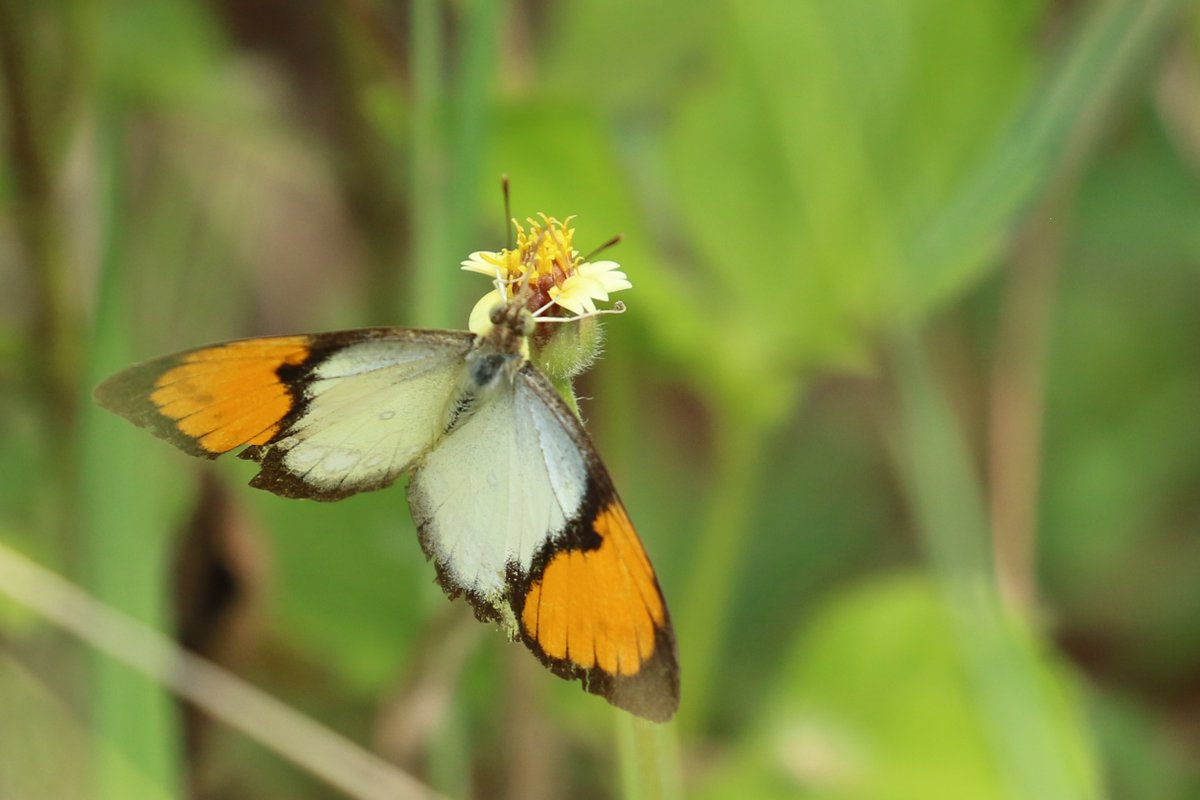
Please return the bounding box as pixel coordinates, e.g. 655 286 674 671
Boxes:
442 300 534 435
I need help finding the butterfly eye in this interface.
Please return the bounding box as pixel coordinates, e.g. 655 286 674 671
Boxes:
489 303 507 326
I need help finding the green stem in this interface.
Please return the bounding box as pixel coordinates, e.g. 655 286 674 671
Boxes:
890 328 1090 800
409 0 451 328
617 714 680 800
678 416 767 731
443 0 501 272
330 0 408 324
408 0 502 329
80 100 184 799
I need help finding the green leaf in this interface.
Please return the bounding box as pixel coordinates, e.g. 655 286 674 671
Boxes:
698 574 1098 800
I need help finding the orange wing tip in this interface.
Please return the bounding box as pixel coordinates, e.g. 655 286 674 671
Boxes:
94 337 311 457
537 621 680 723
518 500 679 722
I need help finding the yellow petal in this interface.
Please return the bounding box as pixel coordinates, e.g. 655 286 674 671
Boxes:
461 251 503 276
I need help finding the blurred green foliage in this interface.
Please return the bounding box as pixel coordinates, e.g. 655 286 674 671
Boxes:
698 574 1096 800
2 0 1200 798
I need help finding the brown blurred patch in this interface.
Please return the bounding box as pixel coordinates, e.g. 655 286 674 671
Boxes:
173 471 271 764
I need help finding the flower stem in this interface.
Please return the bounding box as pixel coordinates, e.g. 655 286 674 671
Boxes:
889 327 1091 800
409 0 451 328
678 416 768 731
617 714 680 800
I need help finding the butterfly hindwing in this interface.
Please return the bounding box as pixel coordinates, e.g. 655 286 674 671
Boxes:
516 487 679 723
94 329 475 500
407 368 587 603
408 363 680 722
512 368 679 722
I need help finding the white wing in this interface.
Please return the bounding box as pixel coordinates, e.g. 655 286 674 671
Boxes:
407 370 587 610
247 331 473 500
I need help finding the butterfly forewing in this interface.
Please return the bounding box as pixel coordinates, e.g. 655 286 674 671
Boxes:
95 329 474 500
245 332 473 500
94 335 314 458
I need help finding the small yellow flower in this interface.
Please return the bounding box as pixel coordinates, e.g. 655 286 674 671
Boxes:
461 215 631 335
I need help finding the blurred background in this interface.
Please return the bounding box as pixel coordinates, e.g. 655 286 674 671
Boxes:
1 0 1199 797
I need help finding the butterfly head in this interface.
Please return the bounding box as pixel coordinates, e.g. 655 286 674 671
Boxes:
478 295 537 363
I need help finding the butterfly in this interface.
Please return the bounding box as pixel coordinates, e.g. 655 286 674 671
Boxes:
94 225 680 723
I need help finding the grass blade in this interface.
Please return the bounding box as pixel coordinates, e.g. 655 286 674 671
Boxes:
906 0 1190 309
0 540 447 800
889 328 1097 800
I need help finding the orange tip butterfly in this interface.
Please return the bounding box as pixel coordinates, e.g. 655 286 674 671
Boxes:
95 216 679 722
